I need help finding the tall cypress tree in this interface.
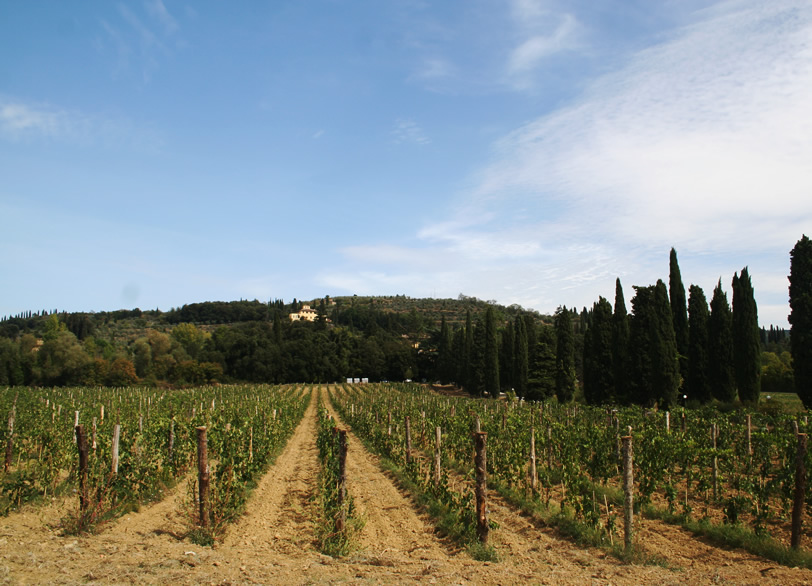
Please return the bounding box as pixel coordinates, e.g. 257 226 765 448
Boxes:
528 325 556 400
469 317 486 396
583 297 614 404
653 280 680 409
709 280 736 402
500 320 514 390
629 286 656 405
669 248 689 390
790 235 812 408
484 306 500 397
515 314 529 398
436 316 453 384
732 268 761 405
629 281 679 407
613 278 631 404
451 327 466 387
687 284 711 404
555 306 576 403
463 310 474 393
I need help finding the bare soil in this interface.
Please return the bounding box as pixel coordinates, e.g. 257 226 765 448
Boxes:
1 386 811 584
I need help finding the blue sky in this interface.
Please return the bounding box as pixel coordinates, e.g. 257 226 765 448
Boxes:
1 0 810 327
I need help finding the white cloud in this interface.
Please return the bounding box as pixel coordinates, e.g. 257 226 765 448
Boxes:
0 96 162 150
0 101 72 138
480 0 812 253
145 0 178 34
507 13 579 74
392 118 431 145
96 1 180 82
505 0 581 88
411 57 454 80
335 0 810 326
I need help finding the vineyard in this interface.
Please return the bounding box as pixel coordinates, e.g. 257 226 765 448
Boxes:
2 383 812 584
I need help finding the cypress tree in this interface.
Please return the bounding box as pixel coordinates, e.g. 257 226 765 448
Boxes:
484 306 500 397
613 279 631 404
583 297 614 404
451 327 466 387
523 313 537 363
469 317 486 396
732 268 761 405
687 284 711 404
629 286 656 405
555 306 576 403
463 310 474 393
437 316 453 384
515 315 529 398
653 280 680 409
629 281 679 407
790 235 812 408
708 280 736 403
528 325 556 400
669 248 689 390
500 320 514 391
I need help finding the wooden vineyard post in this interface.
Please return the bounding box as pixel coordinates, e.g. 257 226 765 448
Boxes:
197 426 210 528
4 404 14 473
405 415 412 465
434 427 442 486
665 411 670 433
711 423 719 501
111 424 121 474
168 417 175 465
621 433 634 552
337 429 348 533
388 411 392 436
792 433 808 550
73 411 80 443
529 426 538 493
75 425 89 514
473 431 489 544
746 414 752 458
474 414 481 433
547 426 553 469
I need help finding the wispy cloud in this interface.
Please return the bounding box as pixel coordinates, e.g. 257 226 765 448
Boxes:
505 0 581 88
0 100 81 139
478 0 812 253
0 96 162 150
507 14 579 74
411 57 455 81
145 0 178 34
333 0 811 325
96 0 180 82
392 118 431 145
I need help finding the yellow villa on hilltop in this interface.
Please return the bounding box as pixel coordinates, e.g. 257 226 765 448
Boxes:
289 304 318 322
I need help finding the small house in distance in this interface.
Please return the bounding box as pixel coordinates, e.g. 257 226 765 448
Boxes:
289 304 318 322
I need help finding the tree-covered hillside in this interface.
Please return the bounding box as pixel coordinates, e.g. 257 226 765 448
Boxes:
0 241 800 409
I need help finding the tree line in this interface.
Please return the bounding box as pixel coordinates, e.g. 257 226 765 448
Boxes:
0 238 808 411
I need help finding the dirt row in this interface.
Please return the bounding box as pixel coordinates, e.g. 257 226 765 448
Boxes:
0 386 809 584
